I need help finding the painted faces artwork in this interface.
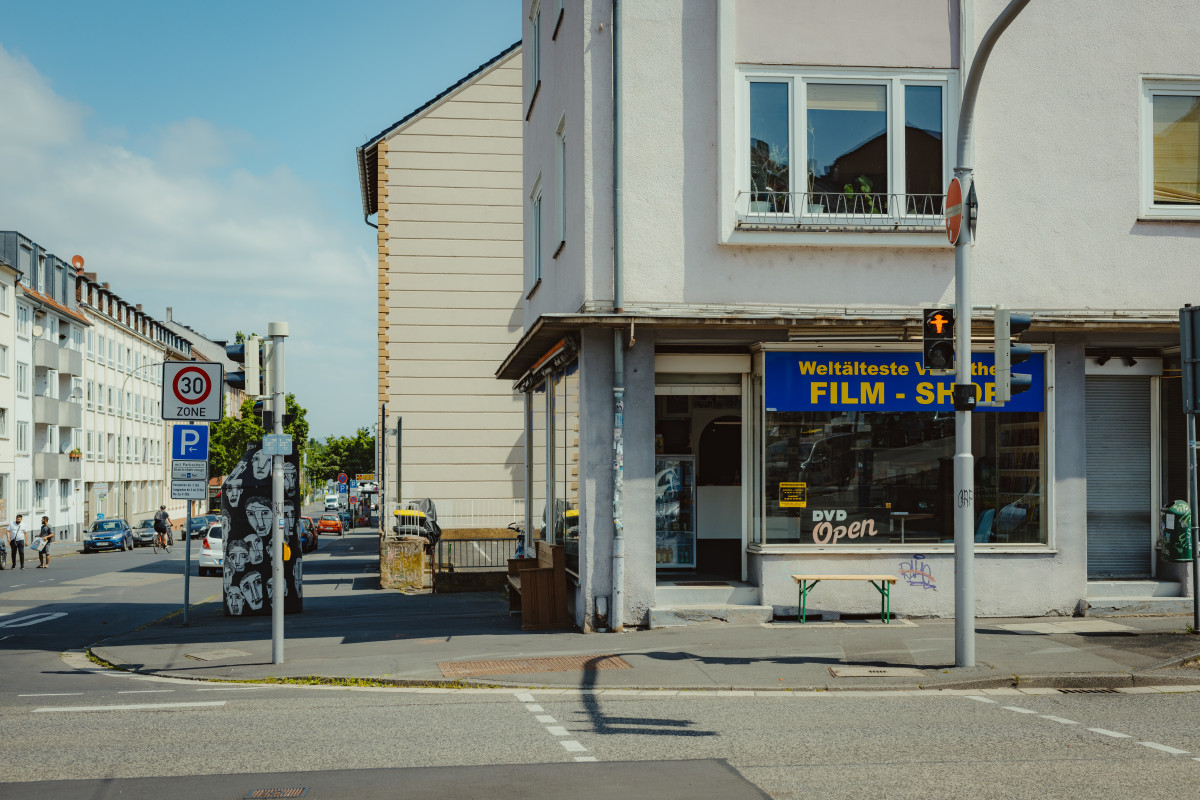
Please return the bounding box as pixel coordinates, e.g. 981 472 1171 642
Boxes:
226 586 245 615
226 542 250 573
240 572 264 611
246 498 273 537
224 479 243 508
283 462 298 495
245 533 264 565
251 449 273 480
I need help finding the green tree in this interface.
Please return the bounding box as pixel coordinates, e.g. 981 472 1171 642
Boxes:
307 428 375 483
208 394 310 477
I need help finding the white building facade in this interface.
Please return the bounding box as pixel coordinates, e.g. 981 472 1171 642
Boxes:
501 1 1200 630
77 272 190 531
0 256 19 528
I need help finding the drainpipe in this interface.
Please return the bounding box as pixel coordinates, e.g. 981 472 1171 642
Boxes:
610 0 625 632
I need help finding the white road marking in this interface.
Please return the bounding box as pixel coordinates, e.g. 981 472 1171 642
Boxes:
1002 706 1040 714
1040 716 1078 725
526 704 544 712
0 612 67 628
546 726 569 736
535 715 557 724
964 696 997 703
560 741 587 752
470 541 493 563
515 693 535 702
118 690 174 694
1088 728 1132 739
1139 742 1190 755
19 693 83 697
574 756 598 762
34 701 226 713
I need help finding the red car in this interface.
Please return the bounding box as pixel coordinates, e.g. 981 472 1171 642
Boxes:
316 514 344 536
298 516 318 553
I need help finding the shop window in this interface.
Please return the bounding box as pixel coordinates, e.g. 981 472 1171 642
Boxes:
550 364 579 573
762 350 1047 547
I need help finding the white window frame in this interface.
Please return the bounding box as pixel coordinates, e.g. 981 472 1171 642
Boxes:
1139 76 1200 220
16 362 28 396
16 304 30 338
86 431 94 461
528 176 543 293
16 421 29 454
0 408 7 438
0 283 8 315
0 344 8 377
555 114 567 249
726 66 957 247
17 479 29 513
528 1 542 111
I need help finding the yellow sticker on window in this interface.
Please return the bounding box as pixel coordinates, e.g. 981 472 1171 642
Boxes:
779 482 807 508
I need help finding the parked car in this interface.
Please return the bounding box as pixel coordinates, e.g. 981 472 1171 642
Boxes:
83 519 134 553
298 516 317 553
316 513 343 536
133 518 158 547
187 514 220 539
338 510 352 532
198 524 225 576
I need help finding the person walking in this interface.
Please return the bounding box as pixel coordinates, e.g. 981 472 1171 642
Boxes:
6 514 27 570
36 516 54 568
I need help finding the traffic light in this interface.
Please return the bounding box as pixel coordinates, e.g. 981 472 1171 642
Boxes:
994 308 1032 403
225 334 262 396
922 308 955 371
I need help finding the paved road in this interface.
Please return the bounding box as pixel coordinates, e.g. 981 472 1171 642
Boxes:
5 510 1200 798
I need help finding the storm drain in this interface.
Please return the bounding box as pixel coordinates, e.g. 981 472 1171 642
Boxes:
244 789 308 799
829 666 926 678
438 654 632 678
1058 688 1120 694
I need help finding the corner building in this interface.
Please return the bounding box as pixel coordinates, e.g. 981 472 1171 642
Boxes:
500 1 1200 630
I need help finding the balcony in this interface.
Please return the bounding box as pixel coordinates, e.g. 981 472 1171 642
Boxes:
32 339 84 376
735 191 946 234
33 396 82 428
33 452 82 480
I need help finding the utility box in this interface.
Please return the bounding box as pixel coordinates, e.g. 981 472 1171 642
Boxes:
1160 500 1194 563
380 535 427 591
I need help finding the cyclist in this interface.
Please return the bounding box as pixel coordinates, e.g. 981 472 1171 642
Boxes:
153 505 172 549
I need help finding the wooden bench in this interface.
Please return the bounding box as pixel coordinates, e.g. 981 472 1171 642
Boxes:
507 542 570 631
791 574 899 624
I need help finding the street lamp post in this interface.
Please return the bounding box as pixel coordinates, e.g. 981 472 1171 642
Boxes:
116 361 167 525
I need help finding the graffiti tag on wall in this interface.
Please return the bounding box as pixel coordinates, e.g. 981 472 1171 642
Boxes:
899 554 936 590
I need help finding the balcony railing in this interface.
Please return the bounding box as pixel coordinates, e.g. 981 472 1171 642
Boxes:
735 191 946 232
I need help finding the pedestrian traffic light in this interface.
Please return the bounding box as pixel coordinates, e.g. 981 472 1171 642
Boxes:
225 335 261 396
922 308 955 371
994 308 1032 403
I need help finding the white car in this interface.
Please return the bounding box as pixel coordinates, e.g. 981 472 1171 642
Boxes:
198 524 225 577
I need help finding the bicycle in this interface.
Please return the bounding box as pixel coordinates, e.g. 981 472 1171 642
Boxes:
152 530 172 555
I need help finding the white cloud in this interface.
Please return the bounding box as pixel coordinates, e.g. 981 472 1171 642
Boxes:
0 44 376 438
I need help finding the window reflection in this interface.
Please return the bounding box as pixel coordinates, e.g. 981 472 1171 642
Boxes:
750 81 791 212
807 84 887 214
905 85 943 213
764 410 1044 545
1152 94 1200 205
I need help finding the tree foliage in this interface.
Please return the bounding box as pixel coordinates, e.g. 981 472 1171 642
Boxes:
307 427 376 483
208 394 310 477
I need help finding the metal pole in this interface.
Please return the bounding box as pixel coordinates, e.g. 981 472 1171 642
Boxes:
183 499 192 624
1189 413 1199 631
269 321 288 664
952 0 1030 669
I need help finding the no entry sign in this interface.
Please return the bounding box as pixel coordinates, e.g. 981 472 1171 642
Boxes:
945 178 963 244
162 362 224 421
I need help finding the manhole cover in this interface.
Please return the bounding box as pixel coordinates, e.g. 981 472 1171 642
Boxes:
829 666 925 678
185 648 252 662
244 789 308 799
1059 688 1119 694
439 654 632 678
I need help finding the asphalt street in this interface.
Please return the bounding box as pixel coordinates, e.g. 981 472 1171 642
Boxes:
5 505 1200 799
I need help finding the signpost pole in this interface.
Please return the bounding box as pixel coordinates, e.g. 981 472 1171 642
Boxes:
184 499 192 625
269 322 288 665
950 0 1030 669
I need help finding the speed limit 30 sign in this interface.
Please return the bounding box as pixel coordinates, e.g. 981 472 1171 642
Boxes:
162 362 224 421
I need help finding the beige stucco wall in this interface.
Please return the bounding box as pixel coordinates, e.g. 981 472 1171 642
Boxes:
380 50 526 525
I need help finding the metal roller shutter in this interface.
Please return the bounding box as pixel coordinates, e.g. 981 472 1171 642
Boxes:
1086 376 1152 578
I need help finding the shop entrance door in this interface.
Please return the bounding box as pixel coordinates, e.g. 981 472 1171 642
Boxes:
1085 376 1153 578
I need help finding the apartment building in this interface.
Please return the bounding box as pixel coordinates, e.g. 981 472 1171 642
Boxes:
0 232 88 542
0 256 18 525
76 271 191 530
500 1 1200 629
356 43 525 529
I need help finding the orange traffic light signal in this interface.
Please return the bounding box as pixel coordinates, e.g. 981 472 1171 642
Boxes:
922 308 955 371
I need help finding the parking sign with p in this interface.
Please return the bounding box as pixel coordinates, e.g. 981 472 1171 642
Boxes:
172 424 210 461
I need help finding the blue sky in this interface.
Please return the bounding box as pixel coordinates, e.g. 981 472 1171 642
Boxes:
0 1 520 439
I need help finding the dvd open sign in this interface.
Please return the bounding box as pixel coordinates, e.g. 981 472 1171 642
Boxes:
162 362 224 421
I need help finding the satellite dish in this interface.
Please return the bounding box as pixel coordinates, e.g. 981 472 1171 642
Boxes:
71 255 85 269
31 325 44 338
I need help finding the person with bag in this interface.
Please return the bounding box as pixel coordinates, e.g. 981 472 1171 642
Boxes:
6 514 27 570
35 516 54 568
153 505 171 548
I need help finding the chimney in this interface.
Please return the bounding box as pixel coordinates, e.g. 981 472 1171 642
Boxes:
166 306 173 322
136 304 142 312
101 283 109 290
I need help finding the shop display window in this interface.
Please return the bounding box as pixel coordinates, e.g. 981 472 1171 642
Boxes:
763 409 1045 546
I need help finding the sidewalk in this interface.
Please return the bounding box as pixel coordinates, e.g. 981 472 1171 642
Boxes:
90 536 1200 692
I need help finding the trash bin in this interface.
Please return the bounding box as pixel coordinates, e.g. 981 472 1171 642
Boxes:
1160 500 1194 562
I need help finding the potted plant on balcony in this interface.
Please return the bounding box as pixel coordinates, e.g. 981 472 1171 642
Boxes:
68 448 82 460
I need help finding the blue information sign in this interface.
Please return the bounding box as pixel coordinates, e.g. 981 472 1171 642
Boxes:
765 351 1044 413
171 424 210 460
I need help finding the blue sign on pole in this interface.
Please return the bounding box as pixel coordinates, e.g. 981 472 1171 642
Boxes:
171 424 210 460
764 351 1045 413
337 484 348 494
348 479 358 489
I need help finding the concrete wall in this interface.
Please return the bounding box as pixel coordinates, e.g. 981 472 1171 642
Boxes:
381 50 527 523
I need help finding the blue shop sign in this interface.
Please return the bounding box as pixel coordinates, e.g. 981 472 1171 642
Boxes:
765 351 1044 413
